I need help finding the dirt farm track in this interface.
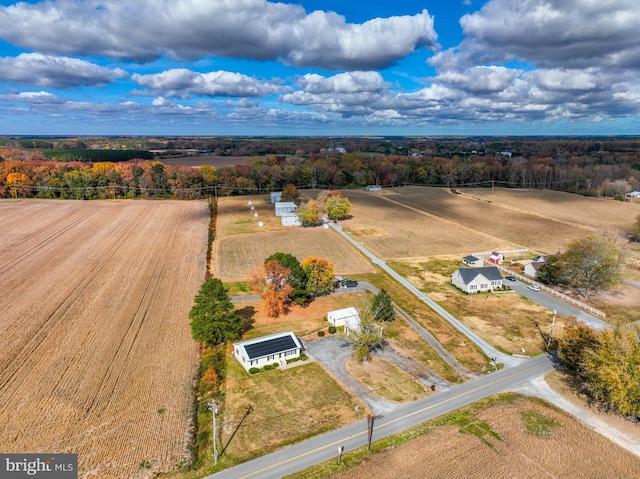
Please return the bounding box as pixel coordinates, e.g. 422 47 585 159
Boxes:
0 199 209 478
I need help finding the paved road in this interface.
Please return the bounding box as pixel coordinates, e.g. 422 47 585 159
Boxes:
205 354 556 479
506 279 607 330
329 223 522 367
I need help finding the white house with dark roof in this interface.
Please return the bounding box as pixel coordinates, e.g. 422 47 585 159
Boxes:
451 266 503 293
233 331 302 371
462 255 483 268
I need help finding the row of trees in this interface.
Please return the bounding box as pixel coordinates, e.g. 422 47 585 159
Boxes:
0 158 218 199
2 140 640 198
248 252 335 317
558 319 640 417
537 233 626 299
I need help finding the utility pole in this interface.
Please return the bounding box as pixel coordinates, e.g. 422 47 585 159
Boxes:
367 415 381 451
547 308 557 348
208 400 219 465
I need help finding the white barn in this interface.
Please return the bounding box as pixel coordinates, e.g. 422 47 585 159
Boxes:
327 307 360 328
275 201 297 216
451 267 503 293
233 332 302 372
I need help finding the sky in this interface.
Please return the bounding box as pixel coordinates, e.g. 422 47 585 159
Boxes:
0 0 639 136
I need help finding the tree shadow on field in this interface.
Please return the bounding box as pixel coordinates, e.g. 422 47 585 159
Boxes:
236 306 256 334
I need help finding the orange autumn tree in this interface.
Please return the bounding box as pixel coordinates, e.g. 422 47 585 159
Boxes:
248 259 293 318
301 256 334 297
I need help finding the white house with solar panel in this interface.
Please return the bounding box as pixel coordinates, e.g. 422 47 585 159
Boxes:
233 331 303 371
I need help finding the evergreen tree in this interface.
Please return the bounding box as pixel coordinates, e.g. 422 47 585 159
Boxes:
370 289 395 322
537 256 562 285
189 278 244 347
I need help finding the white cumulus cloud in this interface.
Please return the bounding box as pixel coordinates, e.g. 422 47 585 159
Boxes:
132 69 284 98
0 53 127 88
0 1 438 70
458 0 640 69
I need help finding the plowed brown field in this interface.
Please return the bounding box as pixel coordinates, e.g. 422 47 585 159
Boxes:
331 396 640 479
0 199 209 478
341 187 640 259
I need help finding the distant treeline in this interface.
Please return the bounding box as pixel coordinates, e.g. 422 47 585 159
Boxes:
1 137 640 199
4 135 640 158
41 149 154 162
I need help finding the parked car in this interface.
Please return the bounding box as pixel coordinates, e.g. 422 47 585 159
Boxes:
505 275 516 281
342 279 358 288
527 284 541 292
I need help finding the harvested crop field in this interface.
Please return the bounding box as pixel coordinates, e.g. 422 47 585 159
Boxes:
214 196 375 281
341 187 634 259
327 395 640 479
464 188 640 231
0 199 209 478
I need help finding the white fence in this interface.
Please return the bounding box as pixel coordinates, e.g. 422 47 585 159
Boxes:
472 249 528 257
482 260 606 319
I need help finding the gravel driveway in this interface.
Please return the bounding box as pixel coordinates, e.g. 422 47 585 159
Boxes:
302 335 450 414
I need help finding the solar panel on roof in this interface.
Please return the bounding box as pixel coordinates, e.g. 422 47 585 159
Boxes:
244 335 298 360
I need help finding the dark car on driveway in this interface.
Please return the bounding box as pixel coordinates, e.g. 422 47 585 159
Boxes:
342 279 358 288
